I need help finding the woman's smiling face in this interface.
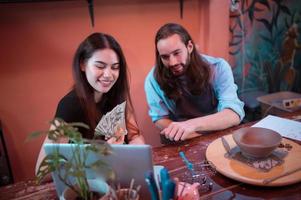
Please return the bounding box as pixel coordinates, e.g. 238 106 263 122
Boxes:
81 48 120 98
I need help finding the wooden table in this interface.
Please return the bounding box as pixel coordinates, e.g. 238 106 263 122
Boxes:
153 114 301 200
0 180 57 200
1 112 301 200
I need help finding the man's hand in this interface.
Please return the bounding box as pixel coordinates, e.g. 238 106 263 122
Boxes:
156 109 240 142
160 121 196 141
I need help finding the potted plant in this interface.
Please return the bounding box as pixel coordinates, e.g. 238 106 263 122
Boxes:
29 118 114 200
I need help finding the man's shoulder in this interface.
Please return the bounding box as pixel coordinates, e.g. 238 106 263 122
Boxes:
145 67 156 83
200 54 232 84
146 67 155 76
200 54 231 75
200 54 227 65
144 67 166 97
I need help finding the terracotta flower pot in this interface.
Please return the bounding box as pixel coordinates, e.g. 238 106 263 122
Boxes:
62 179 109 200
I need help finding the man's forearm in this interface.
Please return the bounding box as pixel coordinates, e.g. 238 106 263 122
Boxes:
188 108 240 132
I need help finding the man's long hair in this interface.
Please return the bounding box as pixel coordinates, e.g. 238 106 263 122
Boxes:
154 23 211 100
72 32 135 138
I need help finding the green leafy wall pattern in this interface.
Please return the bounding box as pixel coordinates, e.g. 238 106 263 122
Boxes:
229 0 301 94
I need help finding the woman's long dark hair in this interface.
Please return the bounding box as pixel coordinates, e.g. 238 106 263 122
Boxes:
154 23 211 100
72 32 134 138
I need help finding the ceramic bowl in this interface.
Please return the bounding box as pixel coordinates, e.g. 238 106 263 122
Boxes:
232 127 282 158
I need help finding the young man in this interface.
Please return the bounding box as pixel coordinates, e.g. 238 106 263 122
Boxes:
144 23 244 142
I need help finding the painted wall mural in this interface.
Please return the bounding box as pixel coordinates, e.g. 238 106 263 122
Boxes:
229 0 301 95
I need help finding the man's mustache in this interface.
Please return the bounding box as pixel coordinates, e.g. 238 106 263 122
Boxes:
169 63 185 68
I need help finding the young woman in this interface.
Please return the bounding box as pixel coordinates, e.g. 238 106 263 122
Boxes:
36 32 145 174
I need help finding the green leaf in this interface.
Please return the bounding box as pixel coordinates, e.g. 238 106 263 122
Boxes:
229 46 242 55
248 7 255 23
232 34 243 39
257 18 273 33
236 17 243 29
69 122 90 129
229 23 238 33
36 154 67 183
229 39 242 46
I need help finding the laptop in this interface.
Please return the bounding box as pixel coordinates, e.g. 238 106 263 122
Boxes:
44 143 156 198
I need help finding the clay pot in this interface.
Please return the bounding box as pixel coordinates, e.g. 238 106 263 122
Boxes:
62 179 109 200
232 127 282 158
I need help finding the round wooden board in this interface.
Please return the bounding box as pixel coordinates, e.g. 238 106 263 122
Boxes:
206 134 301 186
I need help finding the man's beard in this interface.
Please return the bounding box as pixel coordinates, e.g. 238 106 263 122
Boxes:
169 55 190 77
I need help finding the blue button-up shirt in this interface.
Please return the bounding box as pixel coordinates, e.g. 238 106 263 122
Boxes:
144 54 245 122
